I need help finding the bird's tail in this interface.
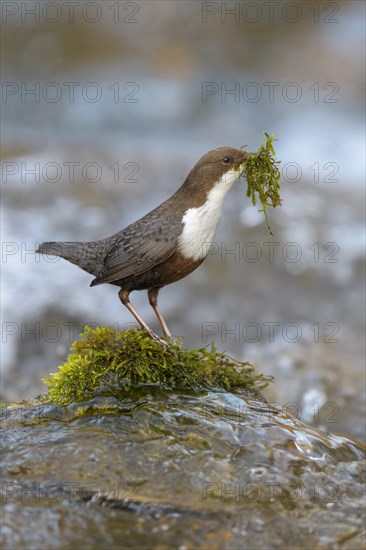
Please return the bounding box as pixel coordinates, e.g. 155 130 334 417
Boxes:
36 241 104 277
36 241 84 261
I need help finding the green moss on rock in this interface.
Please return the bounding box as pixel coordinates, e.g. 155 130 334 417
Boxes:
43 326 272 404
243 132 281 235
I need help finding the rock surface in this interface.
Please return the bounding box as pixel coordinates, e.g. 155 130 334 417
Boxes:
1 391 365 549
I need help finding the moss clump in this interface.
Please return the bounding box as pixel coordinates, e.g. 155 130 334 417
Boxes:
242 132 281 235
43 326 272 404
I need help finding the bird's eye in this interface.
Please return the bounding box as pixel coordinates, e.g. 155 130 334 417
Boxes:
223 156 232 164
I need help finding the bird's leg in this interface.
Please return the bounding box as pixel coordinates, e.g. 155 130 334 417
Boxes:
118 289 168 346
148 287 171 338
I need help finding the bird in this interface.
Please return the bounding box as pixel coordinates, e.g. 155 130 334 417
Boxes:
36 146 248 343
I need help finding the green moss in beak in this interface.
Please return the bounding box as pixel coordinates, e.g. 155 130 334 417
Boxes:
242 132 281 236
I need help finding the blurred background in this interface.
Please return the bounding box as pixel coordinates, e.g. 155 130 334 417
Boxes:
1 1 365 440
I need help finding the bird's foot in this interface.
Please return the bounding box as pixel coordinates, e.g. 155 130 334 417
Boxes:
146 329 176 354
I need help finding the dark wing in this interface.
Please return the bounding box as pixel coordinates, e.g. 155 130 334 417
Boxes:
91 214 182 286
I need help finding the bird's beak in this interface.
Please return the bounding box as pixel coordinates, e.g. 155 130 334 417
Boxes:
237 150 249 164
235 151 249 176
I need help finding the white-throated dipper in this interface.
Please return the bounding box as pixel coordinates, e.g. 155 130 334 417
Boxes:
37 147 248 342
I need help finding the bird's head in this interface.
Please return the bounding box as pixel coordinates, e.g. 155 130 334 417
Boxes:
178 147 248 207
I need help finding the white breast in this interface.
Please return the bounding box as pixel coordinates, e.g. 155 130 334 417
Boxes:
178 166 245 261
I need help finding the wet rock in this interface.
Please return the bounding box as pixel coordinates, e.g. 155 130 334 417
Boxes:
1 391 365 549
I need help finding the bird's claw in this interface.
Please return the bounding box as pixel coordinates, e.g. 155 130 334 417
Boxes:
146 329 176 355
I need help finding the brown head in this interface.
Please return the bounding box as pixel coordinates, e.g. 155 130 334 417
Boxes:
175 147 248 208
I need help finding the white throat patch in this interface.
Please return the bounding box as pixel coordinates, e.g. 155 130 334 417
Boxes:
178 165 245 261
